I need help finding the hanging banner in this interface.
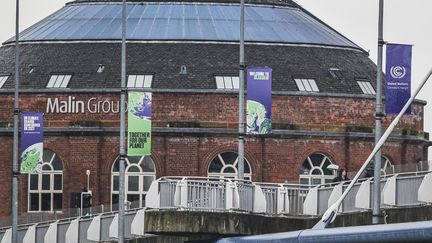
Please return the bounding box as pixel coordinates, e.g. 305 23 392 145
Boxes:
20 112 44 173
128 92 152 156
385 44 412 115
246 67 272 134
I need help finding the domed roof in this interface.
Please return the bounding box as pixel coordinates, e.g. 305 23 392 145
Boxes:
4 0 358 49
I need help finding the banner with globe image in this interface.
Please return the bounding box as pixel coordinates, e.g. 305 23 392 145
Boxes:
385 43 412 115
128 92 152 156
20 112 43 173
246 67 272 134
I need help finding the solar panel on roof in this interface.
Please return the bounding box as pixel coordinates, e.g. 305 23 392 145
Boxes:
7 3 358 48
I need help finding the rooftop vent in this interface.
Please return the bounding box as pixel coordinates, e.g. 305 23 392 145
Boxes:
179 65 188 75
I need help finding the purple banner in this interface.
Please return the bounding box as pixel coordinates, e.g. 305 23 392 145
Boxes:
385 44 412 115
20 112 44 173
246 67 272 134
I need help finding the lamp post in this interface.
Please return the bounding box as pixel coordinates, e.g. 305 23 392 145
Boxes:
373 0 385 225
237 0 245 180
12 0 20 242
118 0 127 242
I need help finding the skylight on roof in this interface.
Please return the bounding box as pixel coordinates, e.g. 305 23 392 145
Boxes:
215 76 239 90
127 75 153 88
0 75 9 88
294 78 319 92
357 80 376 95
47 74 72 88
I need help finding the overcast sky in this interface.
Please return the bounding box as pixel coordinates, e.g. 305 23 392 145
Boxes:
0 0 431 157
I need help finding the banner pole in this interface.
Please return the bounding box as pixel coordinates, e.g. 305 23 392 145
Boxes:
12 0 20 241
373 0 385 225
238 0 245 180
119 0 127 242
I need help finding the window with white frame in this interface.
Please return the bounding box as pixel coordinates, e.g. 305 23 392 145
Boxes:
215 76 239 90
111 156 156 211
208 151 252 180
127 75 153 88
46 74 72 88
294 78 319 92
0 75 9 88
28 149 63 212
300 153 335 185
381 156 395 175
357 80 376 95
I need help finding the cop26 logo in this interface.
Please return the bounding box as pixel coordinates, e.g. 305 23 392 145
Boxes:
390 66 406 79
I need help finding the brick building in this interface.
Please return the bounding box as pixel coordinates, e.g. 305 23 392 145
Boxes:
0 0 429 217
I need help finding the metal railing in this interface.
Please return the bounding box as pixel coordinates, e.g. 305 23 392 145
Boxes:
1 171 431 230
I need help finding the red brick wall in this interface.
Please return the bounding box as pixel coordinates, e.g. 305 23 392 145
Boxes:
0 92 425 131
0 92 428 218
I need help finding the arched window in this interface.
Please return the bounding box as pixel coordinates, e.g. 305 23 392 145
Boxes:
208 151 252 180
300 153 335 185
111 156 156 211
28 149 63 212
381 156 395 175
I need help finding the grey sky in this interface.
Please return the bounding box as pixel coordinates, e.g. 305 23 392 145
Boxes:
0 0 431 157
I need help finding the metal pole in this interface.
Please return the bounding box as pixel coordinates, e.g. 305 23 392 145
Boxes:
373 0 385 225
237 0 245 180
119 0 127 242
12 0 20 242
314 67 432 229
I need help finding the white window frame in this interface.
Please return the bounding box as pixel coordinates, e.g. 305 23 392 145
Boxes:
357 80 376 95
127 75 153 88
294 78 319 92
381 156 395 175
111 156 156 211
208 152 252 181
215 76 239 90
299 153 335 185
47 74 72 88
0 75 9 88
28 150 63 212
